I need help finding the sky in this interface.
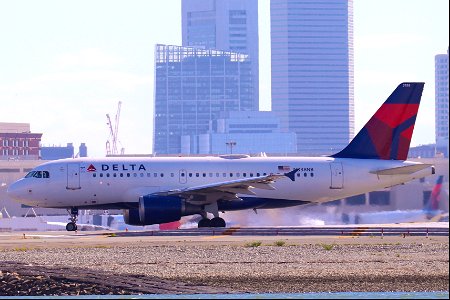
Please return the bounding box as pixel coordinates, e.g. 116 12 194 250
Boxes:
0 0 448 157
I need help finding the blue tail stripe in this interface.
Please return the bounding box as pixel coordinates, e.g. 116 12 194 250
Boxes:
389 115 418 160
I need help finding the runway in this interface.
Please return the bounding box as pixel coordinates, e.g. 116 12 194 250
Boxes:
0 222 447 250
118 223 449 237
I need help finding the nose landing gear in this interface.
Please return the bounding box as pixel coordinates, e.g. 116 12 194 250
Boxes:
66 207 78 231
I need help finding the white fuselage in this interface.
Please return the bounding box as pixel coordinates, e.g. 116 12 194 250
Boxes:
8 156 433 209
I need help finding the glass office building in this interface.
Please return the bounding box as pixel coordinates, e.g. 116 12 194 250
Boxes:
153 44 253 154
182 0 259 111
271 0 354 156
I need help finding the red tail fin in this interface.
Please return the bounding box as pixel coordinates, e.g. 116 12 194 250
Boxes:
333 82 424 160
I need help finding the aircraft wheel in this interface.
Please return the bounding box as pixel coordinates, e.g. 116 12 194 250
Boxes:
198 218 211 228
66 222 77 231
210 217 226 228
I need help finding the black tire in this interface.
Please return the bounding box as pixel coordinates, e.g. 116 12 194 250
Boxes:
210 217 226 228
198 218 211 228
66 222 77 231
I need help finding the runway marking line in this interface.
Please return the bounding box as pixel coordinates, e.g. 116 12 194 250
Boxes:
203 236 227 240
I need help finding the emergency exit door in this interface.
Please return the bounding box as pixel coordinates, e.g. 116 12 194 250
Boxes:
330 162 343 189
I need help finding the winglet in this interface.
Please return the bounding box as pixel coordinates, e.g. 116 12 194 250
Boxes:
285 168 299 181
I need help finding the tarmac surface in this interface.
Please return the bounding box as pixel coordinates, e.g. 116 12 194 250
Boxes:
0 222 448 249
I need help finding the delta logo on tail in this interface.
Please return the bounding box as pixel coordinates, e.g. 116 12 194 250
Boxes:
333 83 424 160
425 175 446 220
429 175 444 211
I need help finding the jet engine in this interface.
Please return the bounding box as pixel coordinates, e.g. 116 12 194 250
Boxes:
123 195 201 226
123 208 141 226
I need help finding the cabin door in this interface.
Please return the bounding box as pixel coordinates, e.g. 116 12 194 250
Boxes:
67 163 81 190
330 162 343 189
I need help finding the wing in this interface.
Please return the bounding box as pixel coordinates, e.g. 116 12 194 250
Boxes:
153 168 299 205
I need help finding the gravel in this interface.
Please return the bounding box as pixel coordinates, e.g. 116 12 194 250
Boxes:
0 240 448 295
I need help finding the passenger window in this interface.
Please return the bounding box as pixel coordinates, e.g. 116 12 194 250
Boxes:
230 173 233 177
310 173 314 177
263 173 267 176
216 173 220 177
147 173 151 177
202 173 206 177
297 173 301 177
243 173 247 177
250 173 253 177
304 173 307 177
127 173 131 177
223 173 226 177
113 173 117 177
154 173 158 177
120 173 124 177
160 173 164 177
256 173 260 177
100 173 104 178
181 173 185 177
93 173 97 178
196 173 199 177
171 173 175 177
140 173 144 177
209 173 213 177
106 173 110 177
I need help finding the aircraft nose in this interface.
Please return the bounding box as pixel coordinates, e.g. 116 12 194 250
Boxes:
7 180 26 201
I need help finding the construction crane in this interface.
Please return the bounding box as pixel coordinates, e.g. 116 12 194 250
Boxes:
106 101 124 156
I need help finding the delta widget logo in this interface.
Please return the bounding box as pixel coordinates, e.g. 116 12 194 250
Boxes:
87 164 97 172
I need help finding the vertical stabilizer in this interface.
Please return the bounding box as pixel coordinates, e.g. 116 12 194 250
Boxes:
428 175 444 212
332 82 424 160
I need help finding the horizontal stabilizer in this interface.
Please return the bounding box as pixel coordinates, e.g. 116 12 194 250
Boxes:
370 164 433 175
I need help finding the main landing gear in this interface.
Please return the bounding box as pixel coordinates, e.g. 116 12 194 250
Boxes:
197 210 226 228
198 217 226 228
66 207 78 231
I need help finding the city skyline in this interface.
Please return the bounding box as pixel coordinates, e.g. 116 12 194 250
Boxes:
0 0 448 157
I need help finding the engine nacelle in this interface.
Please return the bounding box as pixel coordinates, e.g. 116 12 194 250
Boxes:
123 195 202 226
123 208 141 226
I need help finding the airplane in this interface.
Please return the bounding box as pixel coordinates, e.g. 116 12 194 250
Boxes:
7 82 435 231
341 175 447 225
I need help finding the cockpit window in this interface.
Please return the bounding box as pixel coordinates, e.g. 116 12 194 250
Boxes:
25 170 50 179
25 171 35 178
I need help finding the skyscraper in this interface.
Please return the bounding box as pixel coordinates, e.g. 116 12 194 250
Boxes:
435 49 449 157
271 0 354 156
153 45 253 154
182 0 259 110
